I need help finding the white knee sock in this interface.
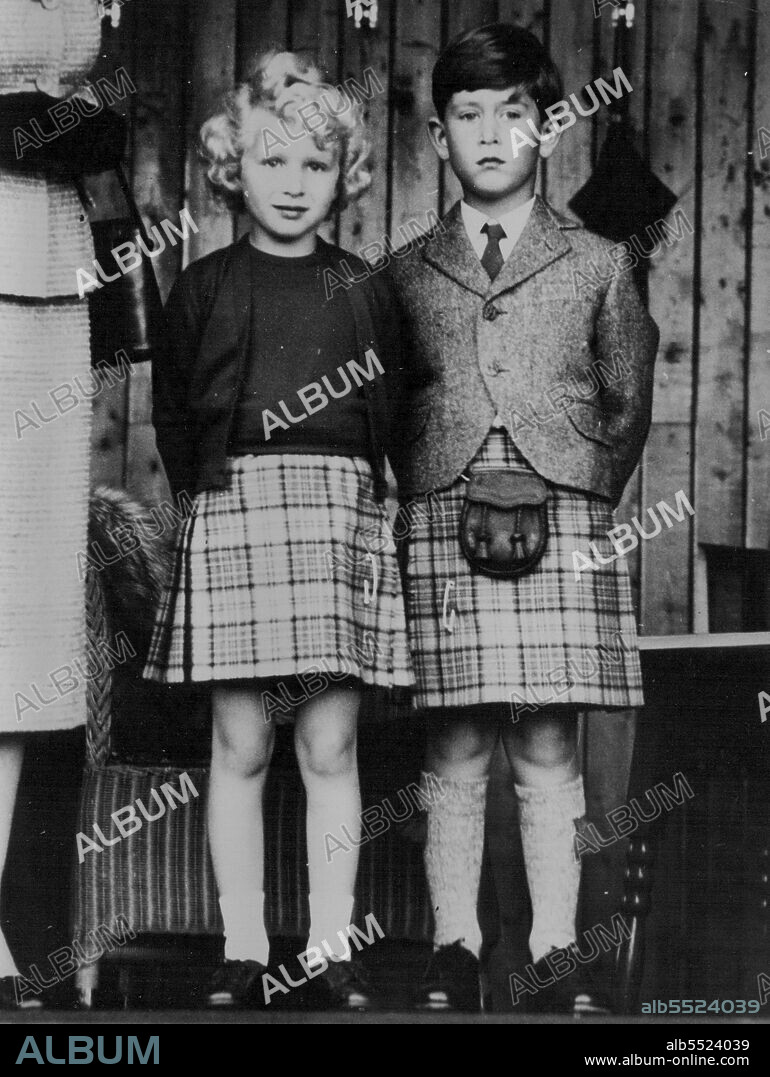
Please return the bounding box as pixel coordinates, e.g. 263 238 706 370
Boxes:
308 892 355 962
219 891 269 965
424 772 487 959
515 774 585 964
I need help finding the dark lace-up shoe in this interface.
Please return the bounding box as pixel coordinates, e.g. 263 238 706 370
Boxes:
413 941 481 1013
314 954 375 1011
206 959 268 1008
515 947 613 1016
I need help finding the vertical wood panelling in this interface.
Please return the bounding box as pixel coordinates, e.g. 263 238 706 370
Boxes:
125 0 188 504
290 0 342 243
89 3 137 492
582 0 651 880
746 5 770 549
115 1 765 638
580 2 649 905
450 0 498 35
339 0 393 253
498 0 546 198
546 0 595 214
496 0 546 36
389 0 443 243
236 0 290 79
290 0 341 65
131 1 187 302
595 0 645 167
234 2 290 241
641 0 698 635
439 5 464 215
185 0 238 264
596 3 650 613
695 0 752 546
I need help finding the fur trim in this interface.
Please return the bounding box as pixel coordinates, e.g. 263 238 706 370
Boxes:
88 486 175 663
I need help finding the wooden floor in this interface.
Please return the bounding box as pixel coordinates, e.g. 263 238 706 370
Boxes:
4 1010 769 1026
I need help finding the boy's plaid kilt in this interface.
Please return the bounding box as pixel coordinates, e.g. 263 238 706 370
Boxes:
401 429 644 712
143 453 414 690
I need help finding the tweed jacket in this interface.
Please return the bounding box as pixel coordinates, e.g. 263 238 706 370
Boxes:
388 197 659 504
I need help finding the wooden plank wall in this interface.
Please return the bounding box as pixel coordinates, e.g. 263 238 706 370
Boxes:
93 0 770 639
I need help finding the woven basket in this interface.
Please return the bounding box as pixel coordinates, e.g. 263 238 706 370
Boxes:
72 761 432 941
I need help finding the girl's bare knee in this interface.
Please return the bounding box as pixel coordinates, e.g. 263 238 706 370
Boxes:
211 687 274 778
295 726 357 779
213 738 271 780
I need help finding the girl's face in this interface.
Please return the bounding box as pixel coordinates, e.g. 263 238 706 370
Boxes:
240 106 341 254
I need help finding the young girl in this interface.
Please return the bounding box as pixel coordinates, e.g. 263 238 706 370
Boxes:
143 51 412 1010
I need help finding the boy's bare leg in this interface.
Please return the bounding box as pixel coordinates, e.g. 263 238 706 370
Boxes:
295 682 361 960
423 715 498 958
209 684 275 965
501 708 583 963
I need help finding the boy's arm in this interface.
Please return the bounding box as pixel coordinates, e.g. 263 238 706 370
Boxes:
594 266 659 463
151 274 199 504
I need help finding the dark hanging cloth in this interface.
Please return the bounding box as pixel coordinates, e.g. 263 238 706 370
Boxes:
569 120 679 245
568 119 678 301
567 2 678 301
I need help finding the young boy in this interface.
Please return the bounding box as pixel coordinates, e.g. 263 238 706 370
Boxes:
388 24 659 1013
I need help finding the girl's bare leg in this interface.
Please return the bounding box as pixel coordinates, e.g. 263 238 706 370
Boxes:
294 681 361 959
209 683 275 964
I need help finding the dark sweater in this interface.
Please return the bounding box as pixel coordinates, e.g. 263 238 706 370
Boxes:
227 244 369 456
152 233 402 503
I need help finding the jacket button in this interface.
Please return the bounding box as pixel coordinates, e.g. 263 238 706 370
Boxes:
483 304 501 321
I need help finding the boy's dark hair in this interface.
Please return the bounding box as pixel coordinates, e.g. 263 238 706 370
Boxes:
432 23 563 123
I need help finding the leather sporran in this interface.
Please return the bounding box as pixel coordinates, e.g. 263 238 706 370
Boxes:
459 470 549 579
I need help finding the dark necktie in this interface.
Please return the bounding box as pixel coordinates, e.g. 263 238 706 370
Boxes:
480 221 507 280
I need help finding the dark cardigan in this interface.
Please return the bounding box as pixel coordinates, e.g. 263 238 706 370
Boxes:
152 233 403 503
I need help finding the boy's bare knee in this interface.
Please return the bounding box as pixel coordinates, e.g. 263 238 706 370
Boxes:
510 709 577 768
429 720 496 767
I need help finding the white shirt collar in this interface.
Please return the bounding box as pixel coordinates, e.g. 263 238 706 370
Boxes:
461 197 536 263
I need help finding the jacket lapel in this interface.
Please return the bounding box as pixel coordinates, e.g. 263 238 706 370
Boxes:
422 197 575 300
421 202 491 299
486 196 574 298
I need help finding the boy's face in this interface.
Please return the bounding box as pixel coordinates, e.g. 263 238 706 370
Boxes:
240 106 340 251
428 87 559 212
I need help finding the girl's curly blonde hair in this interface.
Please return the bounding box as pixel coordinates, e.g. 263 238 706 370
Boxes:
199 50 372 215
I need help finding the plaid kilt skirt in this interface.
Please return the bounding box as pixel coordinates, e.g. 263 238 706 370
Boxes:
402 429 644 712
143 454 413 690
